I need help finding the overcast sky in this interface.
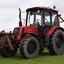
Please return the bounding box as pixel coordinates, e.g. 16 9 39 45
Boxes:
0 0 64 32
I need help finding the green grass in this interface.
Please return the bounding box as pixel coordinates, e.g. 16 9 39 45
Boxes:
0 50 64 64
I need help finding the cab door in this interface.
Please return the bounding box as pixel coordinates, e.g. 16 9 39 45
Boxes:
42 10 52 35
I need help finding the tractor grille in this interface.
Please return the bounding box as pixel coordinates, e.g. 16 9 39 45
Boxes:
13 28 20 39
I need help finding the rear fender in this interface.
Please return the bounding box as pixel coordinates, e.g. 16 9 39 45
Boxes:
45 26 64 45
46 26 64 36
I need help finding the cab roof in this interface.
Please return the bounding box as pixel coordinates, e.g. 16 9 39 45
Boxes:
26 6 58 12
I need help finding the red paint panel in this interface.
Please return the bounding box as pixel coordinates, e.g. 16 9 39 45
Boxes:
46 26 59 36
16 27 23 40
16 26 38 40
24 26 38 35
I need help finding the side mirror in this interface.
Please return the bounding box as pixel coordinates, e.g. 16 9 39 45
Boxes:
58 14 64 22
58 14 61 17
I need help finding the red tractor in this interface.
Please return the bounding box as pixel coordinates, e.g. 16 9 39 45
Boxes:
13 6 64 58
0 6 64 59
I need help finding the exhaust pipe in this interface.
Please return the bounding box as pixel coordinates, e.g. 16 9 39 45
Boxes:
19 8 22 26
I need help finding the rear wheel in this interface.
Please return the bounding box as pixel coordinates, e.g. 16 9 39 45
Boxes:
0 36 18 57
49 29 64 55
19 36 40 58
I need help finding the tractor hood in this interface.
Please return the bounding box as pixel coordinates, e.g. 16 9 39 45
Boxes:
13 26 38 40
22 26 38 34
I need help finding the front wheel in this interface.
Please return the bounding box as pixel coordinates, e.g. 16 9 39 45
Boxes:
19 36 40 59
49 29 64 55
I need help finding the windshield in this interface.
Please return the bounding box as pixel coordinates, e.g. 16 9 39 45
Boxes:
26 10 42 26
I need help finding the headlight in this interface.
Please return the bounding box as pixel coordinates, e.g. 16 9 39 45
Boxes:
13 28 20 39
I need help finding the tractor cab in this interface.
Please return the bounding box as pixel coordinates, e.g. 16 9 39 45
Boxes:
26 7 59 27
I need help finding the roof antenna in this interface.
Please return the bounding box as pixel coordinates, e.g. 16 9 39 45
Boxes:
53 5 56 10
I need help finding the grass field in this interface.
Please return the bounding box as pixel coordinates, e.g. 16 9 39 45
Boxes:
0 50 64 64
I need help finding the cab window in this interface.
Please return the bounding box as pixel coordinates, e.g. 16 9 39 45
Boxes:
44 11 51 25
52 12 58 26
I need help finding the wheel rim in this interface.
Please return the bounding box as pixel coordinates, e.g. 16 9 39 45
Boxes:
27 41 37 54
56 35 64 48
